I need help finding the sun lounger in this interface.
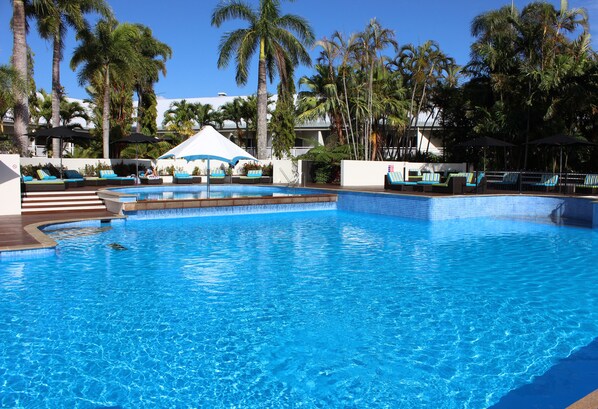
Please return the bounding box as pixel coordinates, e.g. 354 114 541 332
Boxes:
239 169 262 184
209 169 226 184
38 168 85 188
22 175 65 192
427 174 466 194
416 173 441 185
62 169 105 187
524 174 559 192
384 171 417 191
99 170 135 185
173 172 192 184
575 174 598 195
464 172 487 193
488 172 520 190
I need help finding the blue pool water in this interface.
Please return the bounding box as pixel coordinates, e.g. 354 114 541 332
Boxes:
1 211 598 407
114 185 311 201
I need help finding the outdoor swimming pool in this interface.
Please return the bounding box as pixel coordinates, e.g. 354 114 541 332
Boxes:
1 210 598 407
113 185 313 201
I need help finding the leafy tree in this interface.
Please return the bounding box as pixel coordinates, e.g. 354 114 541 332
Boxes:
162 99 197 137
33 0 112 156
71 19 140 158
0 64 27 134
271 68 296 159
130 24 172 134
212 0 315 159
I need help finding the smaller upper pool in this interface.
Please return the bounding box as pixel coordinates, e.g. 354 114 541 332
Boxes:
111 185 313 201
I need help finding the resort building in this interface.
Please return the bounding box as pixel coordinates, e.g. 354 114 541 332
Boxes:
2 94 444 160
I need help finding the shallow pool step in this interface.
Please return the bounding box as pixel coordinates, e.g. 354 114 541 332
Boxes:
22 205 108 213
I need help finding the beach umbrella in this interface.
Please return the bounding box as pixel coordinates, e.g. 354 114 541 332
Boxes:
158 125 257 197
456 136 515 171
28 126 93 178
112 133 162 183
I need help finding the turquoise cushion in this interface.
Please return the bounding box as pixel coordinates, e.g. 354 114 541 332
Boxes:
22 175 33 182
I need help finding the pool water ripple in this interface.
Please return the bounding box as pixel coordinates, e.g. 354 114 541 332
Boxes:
1 211 598 407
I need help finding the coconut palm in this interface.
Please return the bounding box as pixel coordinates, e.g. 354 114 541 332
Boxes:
33 0 112 157
211 0 315 160
60 99 89 126
0 64 27 134
220 97 247 143
162 99 197 137
131 24 172 135
70 19 140 158
354 19 397 160
11 0 29 154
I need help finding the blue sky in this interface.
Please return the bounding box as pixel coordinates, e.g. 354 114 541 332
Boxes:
0 0 596 100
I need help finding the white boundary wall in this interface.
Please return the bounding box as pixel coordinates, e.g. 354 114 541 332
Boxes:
0 154 22 215
271 159 301 184
340 160 467 187
21 157 273 176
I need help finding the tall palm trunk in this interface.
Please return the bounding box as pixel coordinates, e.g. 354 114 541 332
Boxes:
12 0 29 155
102 66 111 159
52 33 62 157
256 39 268 160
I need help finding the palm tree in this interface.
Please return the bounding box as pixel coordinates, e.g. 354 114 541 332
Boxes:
211 0 315 160
162 99 197 137
70 19 140 158
33 0 112 157
60 99 89 125
11 0 29 154
220 97 246 143
130 24 172 134
0 64 27 134
354 19 397 160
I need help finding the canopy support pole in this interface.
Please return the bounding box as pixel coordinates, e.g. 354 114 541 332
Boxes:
207 159 211 198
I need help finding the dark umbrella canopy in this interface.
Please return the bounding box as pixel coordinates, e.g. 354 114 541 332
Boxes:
457 136 515 171
530 134 596 185
456 136 515 148
116 133 162 144
529 134 595 147
27 126 93 178
112 133 162 183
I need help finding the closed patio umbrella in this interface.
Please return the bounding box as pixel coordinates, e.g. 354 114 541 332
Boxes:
158 125 257 197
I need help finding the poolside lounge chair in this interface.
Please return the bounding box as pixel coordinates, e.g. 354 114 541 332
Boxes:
525 174 559 192
384 171 417 191
38 168 85 188
575 174 598 195
173 172 201 184
416 173 441 185
21 175 65 192
488 172 520 190
427 174 467 194
464 172 487 193
209 169 226 184
99 170 135 186
137 171 163 185
239 169 262 184
63 169 107 187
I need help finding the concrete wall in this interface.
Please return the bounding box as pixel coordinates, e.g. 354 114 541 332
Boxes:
340 160 466 187
0 154 22 215
21 157 272 176
337 191 597 226
272 159 301 185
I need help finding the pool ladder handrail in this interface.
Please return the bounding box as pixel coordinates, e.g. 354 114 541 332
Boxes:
280 168 300 188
